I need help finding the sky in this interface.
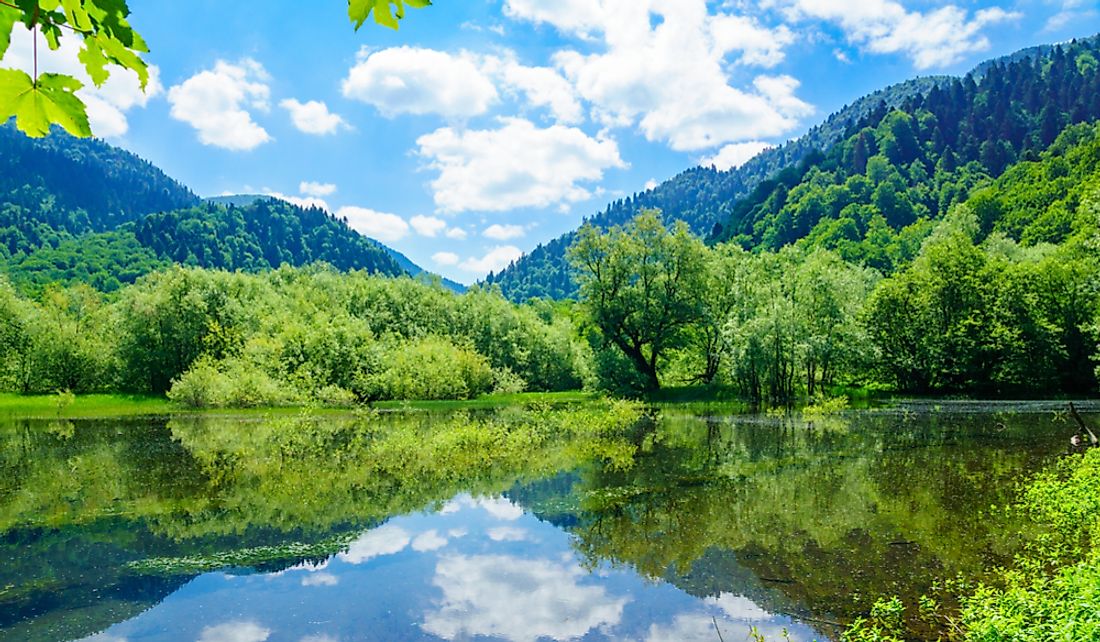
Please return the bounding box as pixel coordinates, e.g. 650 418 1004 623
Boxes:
3 1 1099 284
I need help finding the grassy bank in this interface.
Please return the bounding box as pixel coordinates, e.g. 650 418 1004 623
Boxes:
0 393 176 418
0 390 603 419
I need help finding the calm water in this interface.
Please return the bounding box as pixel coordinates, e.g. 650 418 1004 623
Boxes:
0 402 1091 642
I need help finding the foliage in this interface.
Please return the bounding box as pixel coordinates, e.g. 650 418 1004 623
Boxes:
0 0 149 137
569 210 708 391
0 266 590 404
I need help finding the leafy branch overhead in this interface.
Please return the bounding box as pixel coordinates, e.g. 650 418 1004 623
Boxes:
349 0 431 31
0 0 431 139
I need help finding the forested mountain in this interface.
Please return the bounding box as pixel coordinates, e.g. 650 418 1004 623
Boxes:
5 198 409 294
0 125 198 249
0 131 454 294
486 35 1100 301
712 37 1100 259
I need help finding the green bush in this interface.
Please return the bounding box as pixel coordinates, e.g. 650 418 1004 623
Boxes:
371 336 493 401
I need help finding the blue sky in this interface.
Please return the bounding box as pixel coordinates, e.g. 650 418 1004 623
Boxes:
5 1 1099 283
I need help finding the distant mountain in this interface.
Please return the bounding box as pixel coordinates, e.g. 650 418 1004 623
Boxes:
208 194 465 292
205 194 270 208
383 246 467 293
0 130 445 294
485 34 1100 302
0 124 199 236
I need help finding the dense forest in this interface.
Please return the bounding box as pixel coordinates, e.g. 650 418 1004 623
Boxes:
486 35 1100 301
0 266 587 403
0 37 1098 404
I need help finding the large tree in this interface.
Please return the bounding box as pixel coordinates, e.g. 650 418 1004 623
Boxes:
568 210 707 391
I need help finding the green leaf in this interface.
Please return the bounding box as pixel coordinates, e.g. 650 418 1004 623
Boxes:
0 9 18 60
348 0 431 31
78 37 110 87
59 0 94 32
0 69 91 138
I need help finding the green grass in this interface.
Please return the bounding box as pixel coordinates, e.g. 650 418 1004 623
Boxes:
0 390 602 419
0 393 176 418
371 391 599 411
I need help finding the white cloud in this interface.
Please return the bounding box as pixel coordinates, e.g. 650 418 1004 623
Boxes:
506 0 811 150
477 496 526 520
413 530 449 552
484 224 526 240
336 207 410 243
460 246 524 275
1044 0 1098 31
487 526 530 542
492 59 585 124
778 0 1021 69
709 14 794 68
706 593 771 621
422 554 627 642
1 24 162 138
168 59 272 151
264 191 329 211
197 622 271 642
280 99 348 135
417 118 625 213
445 228 469 240
644 179 659 191
411 215 448 237
342 46 498 118
301 572 340 587
300 181 337 197
700 141 773 170
433 252 460 266
503 0 604 36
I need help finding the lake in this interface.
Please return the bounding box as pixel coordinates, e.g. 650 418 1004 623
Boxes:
0 401 1091 642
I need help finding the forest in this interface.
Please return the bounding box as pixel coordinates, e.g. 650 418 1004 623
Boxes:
3 117 1098 405
486 36 1100 301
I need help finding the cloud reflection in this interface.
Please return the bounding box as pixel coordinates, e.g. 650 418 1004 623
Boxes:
197 621 271 642
338 524 410 564
422 554 626 642
412 529 449 552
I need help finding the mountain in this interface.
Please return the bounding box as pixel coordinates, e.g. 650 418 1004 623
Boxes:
205 194 464 292
383 245 467 293
710 37 1100 260
0 132 432 294
485 35 1100 301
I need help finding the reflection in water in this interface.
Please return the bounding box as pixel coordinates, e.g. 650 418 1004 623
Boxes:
422 554 626 642
0 403 1083 641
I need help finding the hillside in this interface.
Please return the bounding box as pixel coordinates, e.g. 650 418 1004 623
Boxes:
0 132 450 294
5 199 410 294
0 125 199 247
712 37 1100 261
486 35 1100 301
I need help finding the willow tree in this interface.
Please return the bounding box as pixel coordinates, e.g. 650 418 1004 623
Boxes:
0 0 430 137
568 210 708 391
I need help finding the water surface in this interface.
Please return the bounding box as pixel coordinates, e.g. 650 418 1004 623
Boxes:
0 402 1089 641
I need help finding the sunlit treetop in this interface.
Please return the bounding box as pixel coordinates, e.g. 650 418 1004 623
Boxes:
0 0 430 139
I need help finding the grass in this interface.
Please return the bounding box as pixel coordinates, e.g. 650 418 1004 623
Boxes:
0 390 602 419
0 393 175 419
370 391 599 411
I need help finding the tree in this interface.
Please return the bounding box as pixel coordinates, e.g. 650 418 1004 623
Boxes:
568 211 708 391
0 1 431 138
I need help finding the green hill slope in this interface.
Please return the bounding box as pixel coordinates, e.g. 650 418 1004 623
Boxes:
485 35 1100 301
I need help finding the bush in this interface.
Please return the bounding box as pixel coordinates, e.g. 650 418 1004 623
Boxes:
168 356 301 408
371 336 493 401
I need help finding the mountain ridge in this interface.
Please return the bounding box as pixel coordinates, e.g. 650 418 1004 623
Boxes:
484 34 1100 302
